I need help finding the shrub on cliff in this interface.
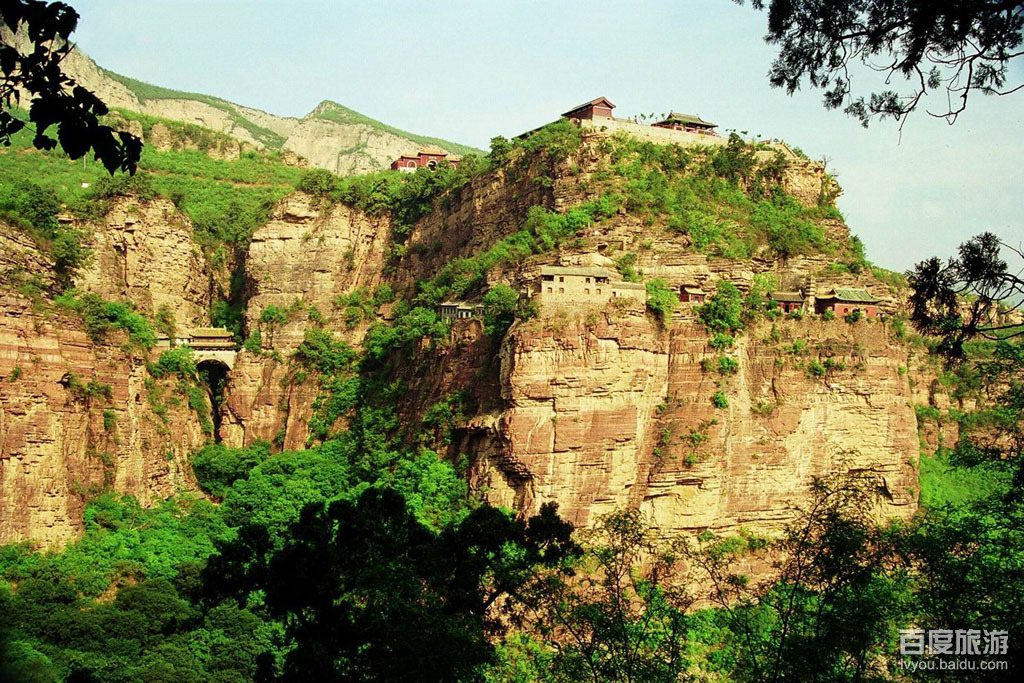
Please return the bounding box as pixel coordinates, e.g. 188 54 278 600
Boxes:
752 194 827 258
645 278 678 324
0 180 60 233
482 284 521 337
55 291 156 349
298 168 338 196
516 118 582 162
698 282 745 335
0 180 91 289
362 307 450 362
89 172 158 201
148 346 197 379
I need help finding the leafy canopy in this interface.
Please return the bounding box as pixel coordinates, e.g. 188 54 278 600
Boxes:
740 0 1024 127
0 0 141 172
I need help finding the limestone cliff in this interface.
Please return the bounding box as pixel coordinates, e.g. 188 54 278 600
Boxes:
0 226 207 545
74 196 214 332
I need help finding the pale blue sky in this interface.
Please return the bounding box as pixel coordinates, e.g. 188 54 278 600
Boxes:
70 0 1023 272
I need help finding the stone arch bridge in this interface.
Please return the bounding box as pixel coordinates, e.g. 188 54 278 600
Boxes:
154 328 237 369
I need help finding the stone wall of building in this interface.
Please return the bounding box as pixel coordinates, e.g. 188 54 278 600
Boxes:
580 117 730 148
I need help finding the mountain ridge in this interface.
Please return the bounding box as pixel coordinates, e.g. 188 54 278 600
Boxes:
60 48 483 174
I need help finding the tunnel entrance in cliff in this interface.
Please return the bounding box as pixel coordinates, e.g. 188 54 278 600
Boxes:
197 359 229 443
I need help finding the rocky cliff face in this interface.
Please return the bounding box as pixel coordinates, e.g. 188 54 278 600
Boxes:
242 193 393 351
0 226 206 546
0 119 922 547
74 196 213 332
461 308 917 536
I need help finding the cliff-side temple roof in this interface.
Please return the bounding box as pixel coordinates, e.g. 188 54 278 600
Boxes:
681 284 705 295
769 291 804 303
818 288 880 303
191 328 234 338
562 97 616 118
657 112 717 128
541 265 612 278
418 147 448 156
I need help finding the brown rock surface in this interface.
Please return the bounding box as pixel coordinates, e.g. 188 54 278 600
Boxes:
0 296 206 546
74 196 213 331
242 193 393 350
466 311 918 536
219 352 320 451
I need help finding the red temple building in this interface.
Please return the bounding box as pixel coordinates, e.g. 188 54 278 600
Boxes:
814 288 880 318
652 111 718 135
390 147 459 172
562 97 616 121
679 284 706 304
769 291 805 314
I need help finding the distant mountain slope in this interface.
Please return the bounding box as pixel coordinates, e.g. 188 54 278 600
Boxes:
61 49 483 175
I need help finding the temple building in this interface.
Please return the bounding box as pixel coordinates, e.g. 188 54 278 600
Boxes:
390 147 459 172
535 265 646 306
437 301 481 321
769 291 805 314
651 112 718 135
679 284 706 304
562 96 616 121
814 288 880 318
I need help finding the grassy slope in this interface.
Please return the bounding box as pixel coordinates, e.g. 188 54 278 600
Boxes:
0 109 304 253
102 69 287 149
310 101 484 157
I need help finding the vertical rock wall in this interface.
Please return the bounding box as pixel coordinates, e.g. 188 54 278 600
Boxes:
466 310 918 537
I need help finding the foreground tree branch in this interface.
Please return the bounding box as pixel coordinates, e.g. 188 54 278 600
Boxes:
1 0 141 173
738 0 1024 127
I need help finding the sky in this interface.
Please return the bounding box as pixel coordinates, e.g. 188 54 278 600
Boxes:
68 0 1024 273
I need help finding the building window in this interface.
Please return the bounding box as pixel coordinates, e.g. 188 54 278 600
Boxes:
585 289 590 295
547 287 552 293
585 277 591 283
596 289 602 295
559 276 565 283
559 288 564 294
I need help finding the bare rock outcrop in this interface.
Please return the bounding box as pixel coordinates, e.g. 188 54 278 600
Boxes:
242 193 393 351
466 310 917 536
0 295 206 546
74 196 213 331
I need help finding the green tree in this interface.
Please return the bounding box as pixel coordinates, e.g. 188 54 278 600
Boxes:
1 0 142 172
908 232 1024 361
510 509 692 683
740 0 1024 126
482 283 520 337
203 488 578 683
689 476 911 682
